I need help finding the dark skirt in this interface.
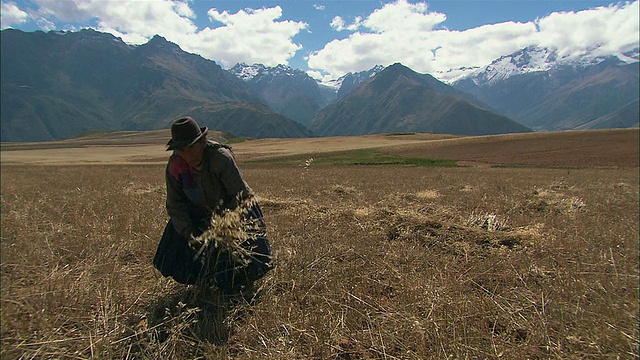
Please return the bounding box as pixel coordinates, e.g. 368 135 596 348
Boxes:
152 220 203 285
153 205 272 290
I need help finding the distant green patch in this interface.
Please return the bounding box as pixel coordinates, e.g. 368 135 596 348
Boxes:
74 130 110 138
248 148 457 167
318 149 457 167
224 136 252 144
384 132 417 136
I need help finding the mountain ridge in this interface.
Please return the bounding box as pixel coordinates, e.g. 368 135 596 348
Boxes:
453 47 639 131
309 63 532 136
2 29 637 142
228 63 332 126
0 29 310 141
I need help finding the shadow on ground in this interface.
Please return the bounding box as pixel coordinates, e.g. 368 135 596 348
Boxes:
119 285 254 357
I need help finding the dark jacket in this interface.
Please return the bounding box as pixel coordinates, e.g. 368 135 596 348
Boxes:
156 141 272 287
165 141 252 239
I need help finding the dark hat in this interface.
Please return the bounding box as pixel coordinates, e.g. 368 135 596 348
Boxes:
166 116 208 150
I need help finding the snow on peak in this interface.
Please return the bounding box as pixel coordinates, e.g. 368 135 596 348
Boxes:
316 65 383 90
229 63 264 81
337 65 383 84
471 46 557 85
319 77 344 90
230 63 307 82
452 45 638 86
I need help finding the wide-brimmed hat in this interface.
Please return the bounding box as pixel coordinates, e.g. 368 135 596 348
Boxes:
166 116 208 150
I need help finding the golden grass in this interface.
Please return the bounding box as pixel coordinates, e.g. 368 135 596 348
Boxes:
191 198 266 270
0 132 457 166
1 129 638 358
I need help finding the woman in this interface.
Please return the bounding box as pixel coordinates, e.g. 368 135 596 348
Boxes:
153 116 272 295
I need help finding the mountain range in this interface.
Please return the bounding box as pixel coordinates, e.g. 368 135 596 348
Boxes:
230 46 638 134
1 29 637 142
228 63 334 127
227 63 389 127
1 29 310 142
309 63 531 136
452 46 640 131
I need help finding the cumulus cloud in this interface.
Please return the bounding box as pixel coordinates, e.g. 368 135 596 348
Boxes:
1 1 29 29
534 2 640 59
25 1 306 68
5 0 638 81
363 0 445 33
331 15 362 31
308 0 639 81
33 0 197 44
191 6 307 68
36 17 56 31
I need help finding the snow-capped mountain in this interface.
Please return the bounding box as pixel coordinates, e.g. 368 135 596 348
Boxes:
318 65 384 92
230 63 384 98
465 46 558 86
228 63 386 125
230 63 308 82
229 46 638 133
453 46 639 131
309 63 531 137
318 77 342 91
334 65 384 99
230 62 263 81
229 63 333 126
456 45 639 87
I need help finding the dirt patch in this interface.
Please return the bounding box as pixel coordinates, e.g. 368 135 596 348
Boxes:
382 129 639 168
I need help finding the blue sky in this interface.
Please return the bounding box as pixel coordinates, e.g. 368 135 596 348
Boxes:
2 0 638 82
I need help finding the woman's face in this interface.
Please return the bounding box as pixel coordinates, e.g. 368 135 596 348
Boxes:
177 139 206 167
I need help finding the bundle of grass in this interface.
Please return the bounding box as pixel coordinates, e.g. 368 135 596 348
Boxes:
189 197 271 291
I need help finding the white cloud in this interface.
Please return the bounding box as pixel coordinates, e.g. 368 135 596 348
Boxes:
1 1 29 29
190 6 307 68
433 21 537 71
309 0 450 77
7 0 639 81
306 69 324 80
331 15 362 31
534 2 640 59
330 16 346 31
363 0 445 33
33 0 197 43
33 0 93 22
25 1 307 68
36 17 56 31
309 0 640 81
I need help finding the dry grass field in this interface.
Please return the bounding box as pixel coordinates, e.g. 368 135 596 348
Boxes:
0 131 459 165
1 128 638 359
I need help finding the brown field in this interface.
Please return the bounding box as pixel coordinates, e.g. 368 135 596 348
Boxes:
0 131 459 165
381 129 639 168
1 129 638 359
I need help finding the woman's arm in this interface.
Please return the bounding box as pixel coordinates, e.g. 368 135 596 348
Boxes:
217 147 253 209
165 159 197 238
